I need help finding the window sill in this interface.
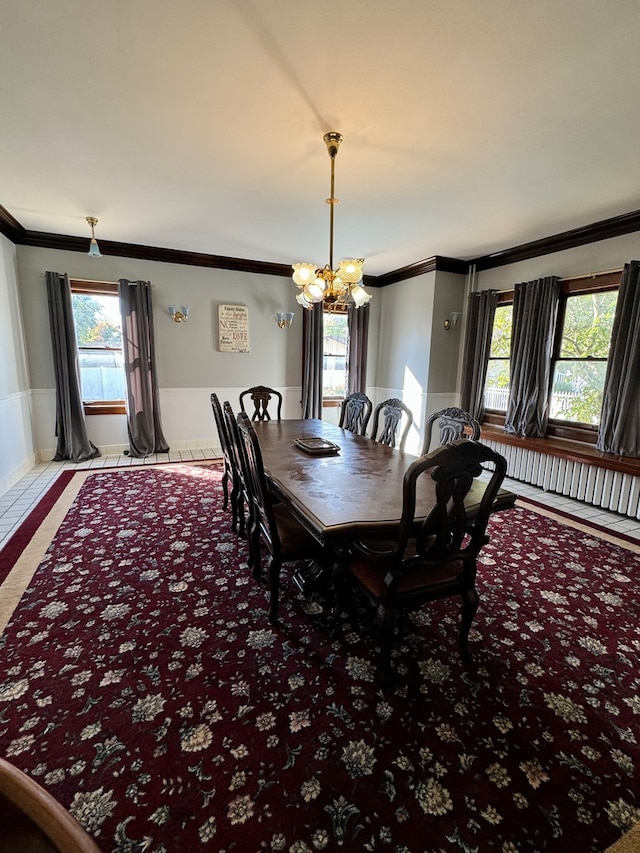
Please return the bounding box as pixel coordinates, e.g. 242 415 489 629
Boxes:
480 424 640 476
83 402 126 416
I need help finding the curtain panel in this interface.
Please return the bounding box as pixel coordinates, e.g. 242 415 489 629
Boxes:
346 304 370 396
45 271 101 462
301 303 323 419
459 290 498 421
597 260 640 456
118 280 170 458
504 276 560 437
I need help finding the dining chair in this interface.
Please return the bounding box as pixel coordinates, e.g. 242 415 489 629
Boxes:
239 385 283 421
221 400 250 539
370 398 413 451
338 392 373 436
236 411 325 623
340 438 507 687
210 392 235 518
0 757 102 853
421 406 481 455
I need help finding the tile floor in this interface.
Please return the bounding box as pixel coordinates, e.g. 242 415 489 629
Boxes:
1 450 640 551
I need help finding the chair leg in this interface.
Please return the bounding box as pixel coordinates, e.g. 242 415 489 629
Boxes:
377 605 396 689
230 479 240 534
268 556 282 625
221 463 230 510
459 586 479 664
248 515 262 580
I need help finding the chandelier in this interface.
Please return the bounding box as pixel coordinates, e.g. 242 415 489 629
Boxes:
292 132 372 311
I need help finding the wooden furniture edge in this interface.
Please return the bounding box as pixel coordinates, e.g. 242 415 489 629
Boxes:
480 425 640 477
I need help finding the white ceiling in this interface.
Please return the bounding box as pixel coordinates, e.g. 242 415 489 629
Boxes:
2 0 640 276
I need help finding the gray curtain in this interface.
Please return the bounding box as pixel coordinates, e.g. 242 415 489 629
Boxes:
346 304 370 395
505 276 560 437
597 260 640 456
459 290 498 421
45 272 101 462
118 279 170 457
301 302 323 419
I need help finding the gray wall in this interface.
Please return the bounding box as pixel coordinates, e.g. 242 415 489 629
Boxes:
16 245 305 459
0 234 35 491
373 269 467 453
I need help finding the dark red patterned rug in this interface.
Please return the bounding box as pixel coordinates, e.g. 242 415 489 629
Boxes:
0 465 639 851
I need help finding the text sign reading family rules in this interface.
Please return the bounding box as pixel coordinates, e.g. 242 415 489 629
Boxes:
218 304 250 352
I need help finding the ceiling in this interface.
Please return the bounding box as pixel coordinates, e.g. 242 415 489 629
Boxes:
2 0 640 277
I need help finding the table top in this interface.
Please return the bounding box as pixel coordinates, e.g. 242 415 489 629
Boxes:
253 419 506 545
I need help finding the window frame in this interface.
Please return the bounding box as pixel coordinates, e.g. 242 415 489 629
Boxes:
483 271 621 444
70 279 127 416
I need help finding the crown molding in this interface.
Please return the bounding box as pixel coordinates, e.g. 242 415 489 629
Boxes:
472 208 640 271
4 203 640 283
0 204 25 243
374 256 470 286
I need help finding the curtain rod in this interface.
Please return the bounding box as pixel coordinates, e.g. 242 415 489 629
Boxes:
558 267 623 281
39 275 155 286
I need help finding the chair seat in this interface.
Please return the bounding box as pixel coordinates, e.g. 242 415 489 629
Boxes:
349 553 463 601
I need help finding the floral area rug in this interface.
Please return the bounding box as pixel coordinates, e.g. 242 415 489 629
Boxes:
0 464 639 852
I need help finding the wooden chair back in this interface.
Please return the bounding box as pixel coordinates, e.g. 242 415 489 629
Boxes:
210 392 234 514
221 400 249 538
421 406 481 455
370 398 413 451
338 392 373 436
239 385 283 421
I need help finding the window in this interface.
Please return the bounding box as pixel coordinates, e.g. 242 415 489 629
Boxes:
70 280 126 415
484 302 513 412
549 289 618 427
322 308 348 402
482 272 620 442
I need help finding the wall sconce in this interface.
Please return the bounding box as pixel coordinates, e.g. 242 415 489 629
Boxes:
275 312 295 329
168 305 190 323
86 216 101 258
444 311 461 331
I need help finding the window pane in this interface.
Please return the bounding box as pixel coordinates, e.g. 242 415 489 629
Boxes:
77 348 127 401
489 305 513 358
484 304 512 411
559 291 617 358
323 312 348 397
550 360 608 425
484 359 510 411
71 293 125 402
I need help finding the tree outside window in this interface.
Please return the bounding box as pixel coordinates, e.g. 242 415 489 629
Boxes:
549 290 617 425
484 304 512 412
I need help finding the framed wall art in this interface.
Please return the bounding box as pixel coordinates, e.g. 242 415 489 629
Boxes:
218 304 250 352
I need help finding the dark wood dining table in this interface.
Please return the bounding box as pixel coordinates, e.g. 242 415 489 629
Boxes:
253 418 516 548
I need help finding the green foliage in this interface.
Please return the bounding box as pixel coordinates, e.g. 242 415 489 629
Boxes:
72 294 122 347
559 291 617 358
323 311 348 343
489 305 512 358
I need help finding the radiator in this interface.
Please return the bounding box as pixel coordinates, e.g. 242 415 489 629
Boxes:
484 440 640 520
